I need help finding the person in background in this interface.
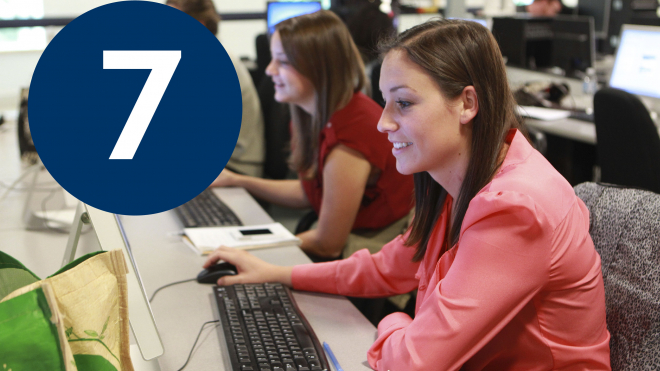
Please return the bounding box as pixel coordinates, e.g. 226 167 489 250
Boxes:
211 10 414 260
204 19 611 370
167 0 265 177
525 0 563 17
345 2 396 66
344 1 396 107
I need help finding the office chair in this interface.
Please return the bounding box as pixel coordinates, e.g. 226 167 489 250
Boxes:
256 75 291 180
574 182 660 371
593 88 660 194
254 33 271 91
369 60 385 108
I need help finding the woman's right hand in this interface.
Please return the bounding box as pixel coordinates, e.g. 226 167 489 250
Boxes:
210 169 240 188
203 246 293 287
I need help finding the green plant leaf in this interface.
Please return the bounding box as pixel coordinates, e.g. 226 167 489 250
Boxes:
101 317 109 335
100 334 105 340
84 330 98 337
66 327 73 338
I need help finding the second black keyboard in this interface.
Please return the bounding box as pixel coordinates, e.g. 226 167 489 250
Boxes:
213 283 329 371
174 189 243 228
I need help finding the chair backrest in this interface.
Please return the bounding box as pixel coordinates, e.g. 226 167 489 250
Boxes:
256 75 291 180
254 33 270 89
593 87 660 193
574 182 660 370
369 60 384 108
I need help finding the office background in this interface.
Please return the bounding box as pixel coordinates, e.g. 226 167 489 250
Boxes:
0 0 595 112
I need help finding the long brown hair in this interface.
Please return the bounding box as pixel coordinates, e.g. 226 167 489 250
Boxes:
379 19 527 261
276 10 366 176
166 0 220 35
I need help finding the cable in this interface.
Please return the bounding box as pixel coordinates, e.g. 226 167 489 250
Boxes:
0 162 41 204
177 320 220 371
0 179 61 191
149 278 197 302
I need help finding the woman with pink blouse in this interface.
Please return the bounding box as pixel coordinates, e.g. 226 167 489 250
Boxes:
204 19 611 370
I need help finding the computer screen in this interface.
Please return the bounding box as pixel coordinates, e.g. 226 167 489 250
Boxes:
609 24 660 99
267 1 322 34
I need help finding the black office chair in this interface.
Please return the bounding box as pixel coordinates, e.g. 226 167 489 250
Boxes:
593 88 660 194
257 75 291 180
254 33 271 91
369 60 385 108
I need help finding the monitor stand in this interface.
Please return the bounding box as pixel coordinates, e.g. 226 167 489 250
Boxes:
130 344 162 371
64 203 164 371
18 159 75 231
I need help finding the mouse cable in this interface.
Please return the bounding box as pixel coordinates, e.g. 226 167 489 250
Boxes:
177 319 220 371
149 278 197 302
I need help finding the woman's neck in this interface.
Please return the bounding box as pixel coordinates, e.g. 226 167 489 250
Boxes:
297 95 316 115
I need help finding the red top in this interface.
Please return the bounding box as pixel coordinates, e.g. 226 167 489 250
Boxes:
299 92 414 230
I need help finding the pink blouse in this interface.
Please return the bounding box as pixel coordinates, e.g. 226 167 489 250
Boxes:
292 129 611 370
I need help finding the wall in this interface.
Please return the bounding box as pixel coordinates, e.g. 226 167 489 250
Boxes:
0 0 268 111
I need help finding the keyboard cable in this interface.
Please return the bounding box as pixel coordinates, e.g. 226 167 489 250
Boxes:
176 319 220 371
148 278 222 370
148 278 197 302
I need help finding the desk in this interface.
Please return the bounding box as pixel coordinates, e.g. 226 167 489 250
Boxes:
507 66 597 145
0 119 377 371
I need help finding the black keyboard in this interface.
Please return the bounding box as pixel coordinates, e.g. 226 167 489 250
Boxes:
569 110 595 122
174 189 243 228
213 283 329 371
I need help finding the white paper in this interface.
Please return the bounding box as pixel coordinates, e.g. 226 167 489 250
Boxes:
182 223 301 255
517 105 571 121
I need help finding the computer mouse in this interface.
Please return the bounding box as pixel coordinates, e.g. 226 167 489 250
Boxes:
197 262 237 284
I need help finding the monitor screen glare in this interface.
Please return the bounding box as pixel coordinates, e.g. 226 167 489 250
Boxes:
609 25 660 100
267 2 322 34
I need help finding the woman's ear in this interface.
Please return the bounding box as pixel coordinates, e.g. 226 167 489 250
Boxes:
459 86 478 125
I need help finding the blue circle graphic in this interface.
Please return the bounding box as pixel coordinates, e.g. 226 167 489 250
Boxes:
29 1 241 215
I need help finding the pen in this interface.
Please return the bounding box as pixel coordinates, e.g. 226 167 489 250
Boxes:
322 341 344 371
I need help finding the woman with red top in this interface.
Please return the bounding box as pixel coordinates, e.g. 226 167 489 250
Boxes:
206 19 611 370
211 10 414 259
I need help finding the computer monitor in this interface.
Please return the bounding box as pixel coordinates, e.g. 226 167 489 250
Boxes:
492 16 555 69
447 17 489 29
64 204 164 369
266 1 322 34
609 24 660 100
577 0 611 39
512 0 533 5
579 0 658 54
551 15 595 76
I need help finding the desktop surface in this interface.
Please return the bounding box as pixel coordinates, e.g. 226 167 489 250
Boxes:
0 119 377 371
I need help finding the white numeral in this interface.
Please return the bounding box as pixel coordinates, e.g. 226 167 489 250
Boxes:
104 50 181 160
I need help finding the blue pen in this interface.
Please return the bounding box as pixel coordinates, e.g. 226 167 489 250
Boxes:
323 341 344 371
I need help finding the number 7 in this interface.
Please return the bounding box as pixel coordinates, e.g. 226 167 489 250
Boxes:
104 50 181 160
